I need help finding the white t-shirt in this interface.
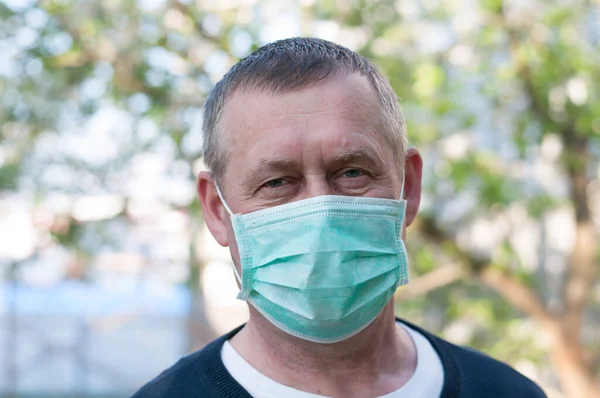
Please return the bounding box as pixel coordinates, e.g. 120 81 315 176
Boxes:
221 322 444 398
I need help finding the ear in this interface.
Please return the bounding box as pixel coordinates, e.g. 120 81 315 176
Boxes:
197 171 230 247
402 148 423 227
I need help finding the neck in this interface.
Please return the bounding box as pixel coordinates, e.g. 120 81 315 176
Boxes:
229 301 417 398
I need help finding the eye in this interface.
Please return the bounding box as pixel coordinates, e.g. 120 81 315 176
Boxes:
343 169 363 178
264 178 287 188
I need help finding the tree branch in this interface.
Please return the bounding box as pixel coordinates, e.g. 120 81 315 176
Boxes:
561 130 595 336
563 221 598 337
396 264 466 300
416 216 556 325
480 267 557 329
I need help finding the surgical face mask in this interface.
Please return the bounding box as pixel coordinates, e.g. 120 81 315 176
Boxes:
215 183 409 344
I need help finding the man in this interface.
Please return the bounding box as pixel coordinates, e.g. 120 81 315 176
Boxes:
132 38 545 398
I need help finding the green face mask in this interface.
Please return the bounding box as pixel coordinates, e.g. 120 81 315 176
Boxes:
216 187 409 344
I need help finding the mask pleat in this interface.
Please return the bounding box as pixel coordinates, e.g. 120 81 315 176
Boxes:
252 252 399 289
247 216 399 268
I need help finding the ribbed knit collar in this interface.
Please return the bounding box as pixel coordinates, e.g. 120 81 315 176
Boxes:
194 318 461 398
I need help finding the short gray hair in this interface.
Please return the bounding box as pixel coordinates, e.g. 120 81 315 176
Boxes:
202 37 407 181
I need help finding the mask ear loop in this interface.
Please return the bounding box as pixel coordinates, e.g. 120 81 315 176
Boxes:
399 168 406 201
214 183 234 216
398 168 407 235
397 168 410 285
214 182 243 284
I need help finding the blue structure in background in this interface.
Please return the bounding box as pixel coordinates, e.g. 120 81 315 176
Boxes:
0 282 192 397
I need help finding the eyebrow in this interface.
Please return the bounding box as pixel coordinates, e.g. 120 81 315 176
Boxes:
242 147 384 190
327 147 383 168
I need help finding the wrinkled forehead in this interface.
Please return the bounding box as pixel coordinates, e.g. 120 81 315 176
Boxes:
217 73 398 180
223 73 383 125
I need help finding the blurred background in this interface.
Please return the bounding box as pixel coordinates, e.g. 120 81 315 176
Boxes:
0 0 599 397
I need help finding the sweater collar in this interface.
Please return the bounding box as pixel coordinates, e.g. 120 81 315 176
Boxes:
198 318 461 398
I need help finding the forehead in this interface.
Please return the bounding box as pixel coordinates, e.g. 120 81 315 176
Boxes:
219 73 393 181
223 73 381 129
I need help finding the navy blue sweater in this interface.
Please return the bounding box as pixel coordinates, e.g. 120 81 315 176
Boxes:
131 319 546 397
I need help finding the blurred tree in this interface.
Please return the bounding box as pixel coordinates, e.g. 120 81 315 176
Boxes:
0 0 598 396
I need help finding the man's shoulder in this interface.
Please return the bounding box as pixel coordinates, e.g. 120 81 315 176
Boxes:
399 318 546 397
416 327 546 396
129 342 215 398
129 328 241 398
449 343 546 396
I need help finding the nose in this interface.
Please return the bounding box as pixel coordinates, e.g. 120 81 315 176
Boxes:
299 174 333 200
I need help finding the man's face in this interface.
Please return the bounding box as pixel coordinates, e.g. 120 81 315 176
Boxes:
198 73 422 269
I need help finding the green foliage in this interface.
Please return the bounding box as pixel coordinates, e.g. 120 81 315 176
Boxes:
0 162 20 190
